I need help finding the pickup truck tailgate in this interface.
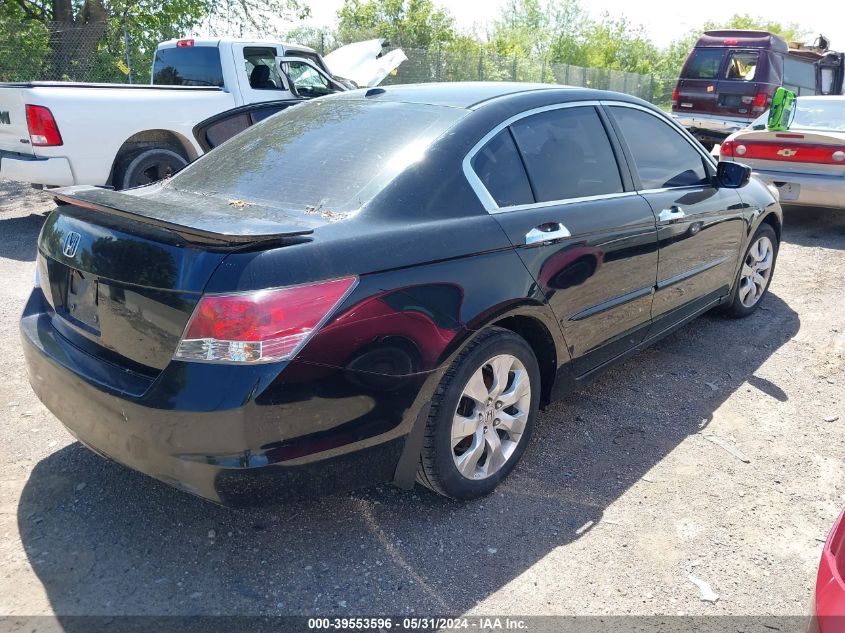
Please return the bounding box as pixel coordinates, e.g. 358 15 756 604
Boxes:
0 87 34 155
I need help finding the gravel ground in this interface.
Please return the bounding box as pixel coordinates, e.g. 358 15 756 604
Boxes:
0 180 843 620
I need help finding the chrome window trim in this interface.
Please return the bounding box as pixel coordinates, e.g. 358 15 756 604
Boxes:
464 100 615 214
463 99 718 215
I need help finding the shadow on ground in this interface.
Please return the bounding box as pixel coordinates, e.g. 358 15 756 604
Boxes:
17 288 799 616
0 213 47 261
781 206 845 250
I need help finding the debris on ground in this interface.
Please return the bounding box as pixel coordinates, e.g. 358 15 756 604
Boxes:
688 573 719 602
703 435 751 463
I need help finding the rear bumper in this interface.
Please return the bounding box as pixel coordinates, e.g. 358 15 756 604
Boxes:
672 112 752 136
0 150 74 186
751 169 845 209
20 290 411 506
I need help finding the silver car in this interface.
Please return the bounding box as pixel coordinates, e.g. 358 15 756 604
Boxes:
717 96 845 209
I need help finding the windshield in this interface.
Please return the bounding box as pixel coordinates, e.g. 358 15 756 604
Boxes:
748 98 845 131
166 99 466 215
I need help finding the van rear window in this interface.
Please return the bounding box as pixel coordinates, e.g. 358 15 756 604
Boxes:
152 46 224 87
682 49 724 79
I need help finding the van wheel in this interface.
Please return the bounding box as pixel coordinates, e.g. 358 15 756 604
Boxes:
417 328 540 500
118 148 187 190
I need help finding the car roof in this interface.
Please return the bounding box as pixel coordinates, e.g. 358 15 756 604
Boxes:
329 81 645 110
157 38 317 54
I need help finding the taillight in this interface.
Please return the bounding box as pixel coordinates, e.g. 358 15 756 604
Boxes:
752 92 769 112
720 140 734 157
174 277 357 363
176 39 195 47
25 104 62 147
671 86 679 105
729 141 845 164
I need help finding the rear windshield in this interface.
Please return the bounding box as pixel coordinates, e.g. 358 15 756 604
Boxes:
152 46 224 87
749 98 845 131
166 99 466 214
682 48 724 79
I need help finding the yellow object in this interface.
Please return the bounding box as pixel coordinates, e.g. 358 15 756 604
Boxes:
116 59 130 75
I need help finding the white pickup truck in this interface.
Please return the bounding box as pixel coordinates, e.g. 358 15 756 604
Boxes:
0 38 405 189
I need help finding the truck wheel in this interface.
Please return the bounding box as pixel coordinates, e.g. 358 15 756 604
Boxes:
119 148 187 190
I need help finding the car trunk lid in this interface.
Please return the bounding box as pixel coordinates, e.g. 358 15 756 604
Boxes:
722 129 845 176
38 185 320 377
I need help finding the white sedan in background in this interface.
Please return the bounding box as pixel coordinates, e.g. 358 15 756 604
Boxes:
716 96 845 209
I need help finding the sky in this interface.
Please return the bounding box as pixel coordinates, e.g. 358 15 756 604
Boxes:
300 0 845 51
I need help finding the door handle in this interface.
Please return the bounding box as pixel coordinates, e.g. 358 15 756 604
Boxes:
525 223 571 246
658 206 686 222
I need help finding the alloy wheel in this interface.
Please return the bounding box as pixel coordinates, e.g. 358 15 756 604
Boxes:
450 354 531 480
738 235 774 308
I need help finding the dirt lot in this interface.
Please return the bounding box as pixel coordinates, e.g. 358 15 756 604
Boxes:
0 180 843 622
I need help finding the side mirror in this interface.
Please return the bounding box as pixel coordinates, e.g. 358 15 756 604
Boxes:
717 161 752 188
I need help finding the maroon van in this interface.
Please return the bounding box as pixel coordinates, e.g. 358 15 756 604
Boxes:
672 30 844 146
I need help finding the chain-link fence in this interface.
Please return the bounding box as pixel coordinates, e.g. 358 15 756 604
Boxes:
0 22 675 107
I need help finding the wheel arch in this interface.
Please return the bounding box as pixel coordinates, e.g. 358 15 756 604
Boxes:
108 129 199 187
488 314 558 408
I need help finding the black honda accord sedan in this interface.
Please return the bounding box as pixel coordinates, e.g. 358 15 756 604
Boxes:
21 83 782 505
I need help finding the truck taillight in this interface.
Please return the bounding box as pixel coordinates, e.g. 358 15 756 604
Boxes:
25 105 62 147
752 92 769 112
671 86 679 105
174 277 357 364
176 39 194 47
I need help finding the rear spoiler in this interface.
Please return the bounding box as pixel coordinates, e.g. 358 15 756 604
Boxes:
53 185 316 245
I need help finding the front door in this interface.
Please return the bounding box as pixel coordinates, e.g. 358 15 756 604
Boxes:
466 104 659 376
605 104 745 332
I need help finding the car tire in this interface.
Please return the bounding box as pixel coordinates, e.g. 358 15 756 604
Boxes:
118 148 187 190
417 327 540 500
725 224 779 318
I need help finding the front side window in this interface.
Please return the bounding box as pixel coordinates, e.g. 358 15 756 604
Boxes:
610 107 710 190
471 130 534 207
682 48 724 80
724 50 759 81
509 106 623 202
282 60 334 97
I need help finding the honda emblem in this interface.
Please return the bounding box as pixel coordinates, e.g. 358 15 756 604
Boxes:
62 231 81 258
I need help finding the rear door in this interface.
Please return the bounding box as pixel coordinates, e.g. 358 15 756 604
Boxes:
466 103 659 376
715 49 767 118
675 47 726 114
606 103 745 331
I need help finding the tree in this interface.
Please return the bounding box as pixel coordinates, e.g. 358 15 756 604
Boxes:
0 0 307 82
583 13 660 75
336 0 456 48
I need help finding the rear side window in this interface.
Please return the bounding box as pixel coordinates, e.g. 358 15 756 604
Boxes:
509 106 623 202
152 46 224 87
682 48 724 79
724 50 759 81
784 57 817 95
610 107 710 190
471 130 533 207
